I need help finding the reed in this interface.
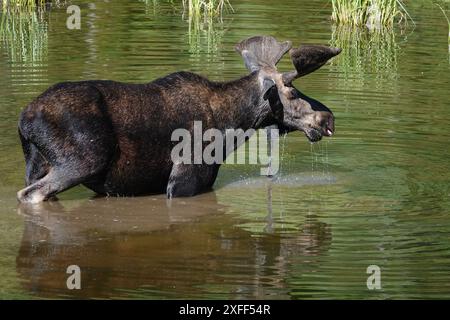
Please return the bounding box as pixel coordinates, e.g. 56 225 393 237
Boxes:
436 4 449 53
0 1 50 63
187 16 229 55
330 0 412 28
182 0 233 21
329 25 400 93
138 1 233 55
2 0 47 11
182 0 233 54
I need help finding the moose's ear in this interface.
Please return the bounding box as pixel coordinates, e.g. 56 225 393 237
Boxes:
263 82 275 100
283 45 341 84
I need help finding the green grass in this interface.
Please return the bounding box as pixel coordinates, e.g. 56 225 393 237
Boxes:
436 4 449 53
140 0 233 53
329 25 400 92
182 0 233 21
0 1 63 64
330 0 412 28
139 1 233 55
181 0 233 54
0 8 48 63
2 0 47 11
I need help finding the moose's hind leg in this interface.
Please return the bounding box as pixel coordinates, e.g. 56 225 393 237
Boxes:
17 137 112 203
17 130 113 204
19 133 49 186
17 169 75 203
17 92 115 203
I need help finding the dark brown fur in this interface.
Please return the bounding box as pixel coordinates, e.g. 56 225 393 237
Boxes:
17 36 340 203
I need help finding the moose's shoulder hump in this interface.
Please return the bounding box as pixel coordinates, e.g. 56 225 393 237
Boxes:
152 71 210 87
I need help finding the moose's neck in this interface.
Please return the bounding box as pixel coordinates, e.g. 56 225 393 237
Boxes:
210 72 274 131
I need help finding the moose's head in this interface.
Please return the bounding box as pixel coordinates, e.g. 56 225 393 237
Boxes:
235 36 341 142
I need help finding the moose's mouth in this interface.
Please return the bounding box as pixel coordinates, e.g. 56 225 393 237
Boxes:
305 128 323 143
304 125 334 143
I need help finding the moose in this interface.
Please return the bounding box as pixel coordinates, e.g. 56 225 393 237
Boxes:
17 36 341 203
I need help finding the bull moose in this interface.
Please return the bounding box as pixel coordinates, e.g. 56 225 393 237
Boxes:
17 36 341 203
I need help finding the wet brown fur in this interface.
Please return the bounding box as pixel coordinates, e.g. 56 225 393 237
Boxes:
18 72 268 201
17 36 340 202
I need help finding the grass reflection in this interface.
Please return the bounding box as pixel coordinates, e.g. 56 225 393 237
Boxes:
139 0 232 55
182 0 233 54
0 8 48 63
436 4 449 56
185 14 228 54
329 25 401 92
330 0 412 28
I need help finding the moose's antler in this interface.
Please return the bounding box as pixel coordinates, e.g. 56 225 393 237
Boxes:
235 36 292 72
282 45 342 84
235 37 341 103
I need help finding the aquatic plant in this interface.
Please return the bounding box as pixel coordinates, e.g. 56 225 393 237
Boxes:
0 1 64 63
139 0 233 54
330 0 413 28
182 0 233 21
436 4 449 53
0 8 48 63
186 17 228 54
329 25 400 93
181 0 233 54
1 0 47 11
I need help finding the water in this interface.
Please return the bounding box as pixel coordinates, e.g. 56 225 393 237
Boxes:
1 0 450 299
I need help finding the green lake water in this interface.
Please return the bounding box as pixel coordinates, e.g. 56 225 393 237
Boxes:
0 0 449 299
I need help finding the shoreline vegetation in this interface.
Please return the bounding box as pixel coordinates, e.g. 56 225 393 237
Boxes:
181 0 233 54
1 1 449 63
329 25 400 97
0 6 48 63
1 0 46 11
140 0 234 54
330 0 414 28
436 3 449 53
182 0 233 20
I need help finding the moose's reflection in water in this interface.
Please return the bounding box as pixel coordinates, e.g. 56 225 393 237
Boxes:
16 187 331 299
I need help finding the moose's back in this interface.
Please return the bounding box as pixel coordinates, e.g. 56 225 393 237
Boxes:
18 72 219 197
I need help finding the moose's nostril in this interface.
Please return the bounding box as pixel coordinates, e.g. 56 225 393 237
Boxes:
333 47 342 55
327 116 335 130
323 114 335 136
